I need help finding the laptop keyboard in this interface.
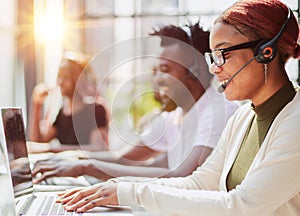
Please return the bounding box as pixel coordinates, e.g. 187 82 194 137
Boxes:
35 195 75 216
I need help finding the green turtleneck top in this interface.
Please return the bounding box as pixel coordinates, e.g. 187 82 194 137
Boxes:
226 82 296 191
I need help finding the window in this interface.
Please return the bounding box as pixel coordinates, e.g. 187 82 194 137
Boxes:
0 0 297 141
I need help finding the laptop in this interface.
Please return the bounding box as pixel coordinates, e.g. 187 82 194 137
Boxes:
0 107 132 216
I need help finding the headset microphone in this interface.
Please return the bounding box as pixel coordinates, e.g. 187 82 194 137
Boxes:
217 55 258 93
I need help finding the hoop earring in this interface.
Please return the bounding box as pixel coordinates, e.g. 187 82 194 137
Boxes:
264 64 268 84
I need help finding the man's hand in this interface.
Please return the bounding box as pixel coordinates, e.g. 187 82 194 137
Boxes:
56 182 119 213
32 159 87 183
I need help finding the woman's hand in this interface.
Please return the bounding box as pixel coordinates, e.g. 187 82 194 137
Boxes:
31 83 50 105
57 182 119 213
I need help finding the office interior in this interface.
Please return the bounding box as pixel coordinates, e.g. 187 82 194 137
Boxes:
0 0 299 143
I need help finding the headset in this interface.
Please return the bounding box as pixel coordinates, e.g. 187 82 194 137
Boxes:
255 8 293 64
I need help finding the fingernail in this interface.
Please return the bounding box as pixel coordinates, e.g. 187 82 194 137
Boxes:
60 198 67 203
77 208 83 213
64 206 71 210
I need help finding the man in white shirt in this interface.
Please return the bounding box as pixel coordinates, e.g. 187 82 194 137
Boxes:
141 85 236 172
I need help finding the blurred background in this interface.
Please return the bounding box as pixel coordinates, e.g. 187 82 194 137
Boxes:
0 0 298 136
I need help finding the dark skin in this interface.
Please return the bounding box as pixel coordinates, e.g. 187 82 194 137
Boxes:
33 159 88 182
28 60 109 152
32 44 212 184
57 21 293 214
10 157 32 186
32 146 161 183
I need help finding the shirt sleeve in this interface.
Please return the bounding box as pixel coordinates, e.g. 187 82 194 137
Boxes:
192 93 239 149
117 121 228 208
118 113 300 216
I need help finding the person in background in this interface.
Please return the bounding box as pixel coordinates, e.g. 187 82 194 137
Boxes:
32 23 238 183
56 1 300 215
28 51 110 152
134 65 177 133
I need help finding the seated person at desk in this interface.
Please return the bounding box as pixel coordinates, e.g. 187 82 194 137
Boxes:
32 23 238 183
28 51 110 152
56 0 300 215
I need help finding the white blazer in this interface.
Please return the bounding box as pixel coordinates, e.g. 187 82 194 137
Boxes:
118 89 300 216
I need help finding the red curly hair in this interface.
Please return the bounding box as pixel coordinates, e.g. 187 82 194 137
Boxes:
215 0 300 65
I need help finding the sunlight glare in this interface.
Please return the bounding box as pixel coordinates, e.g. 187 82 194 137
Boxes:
34 0 64 45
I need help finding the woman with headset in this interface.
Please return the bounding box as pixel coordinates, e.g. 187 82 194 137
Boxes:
56 0 300 215
28 51 110 152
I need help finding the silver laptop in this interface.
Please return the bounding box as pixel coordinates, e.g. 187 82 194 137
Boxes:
0 107 132 216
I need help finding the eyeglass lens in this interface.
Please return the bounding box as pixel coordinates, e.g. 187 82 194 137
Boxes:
205 40 260 68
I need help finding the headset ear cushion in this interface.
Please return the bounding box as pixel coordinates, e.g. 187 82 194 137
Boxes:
254 40 277 64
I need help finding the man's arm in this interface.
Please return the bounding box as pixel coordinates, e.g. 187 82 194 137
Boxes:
87 145 213 180
79 141 161 165
33 145 212 183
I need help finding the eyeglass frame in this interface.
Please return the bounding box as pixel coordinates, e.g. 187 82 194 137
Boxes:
205 40 261 68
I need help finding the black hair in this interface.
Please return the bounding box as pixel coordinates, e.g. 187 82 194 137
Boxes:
150 22 213 88
150 22 211 55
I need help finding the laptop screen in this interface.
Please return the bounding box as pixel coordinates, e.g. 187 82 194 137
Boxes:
1 108 33 196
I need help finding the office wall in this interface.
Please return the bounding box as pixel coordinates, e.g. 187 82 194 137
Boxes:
0 0 15 107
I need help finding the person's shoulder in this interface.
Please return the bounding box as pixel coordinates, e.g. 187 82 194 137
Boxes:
224 99 240 111
94 97 110 109
94 103 106 109
278 88 300 118
162 107 182 118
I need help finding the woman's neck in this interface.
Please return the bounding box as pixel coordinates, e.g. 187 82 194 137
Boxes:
251 68 290 107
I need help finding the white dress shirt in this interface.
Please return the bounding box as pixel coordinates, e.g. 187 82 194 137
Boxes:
141 86 239 170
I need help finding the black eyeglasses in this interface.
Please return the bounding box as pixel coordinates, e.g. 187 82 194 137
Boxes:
205 40 260 69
